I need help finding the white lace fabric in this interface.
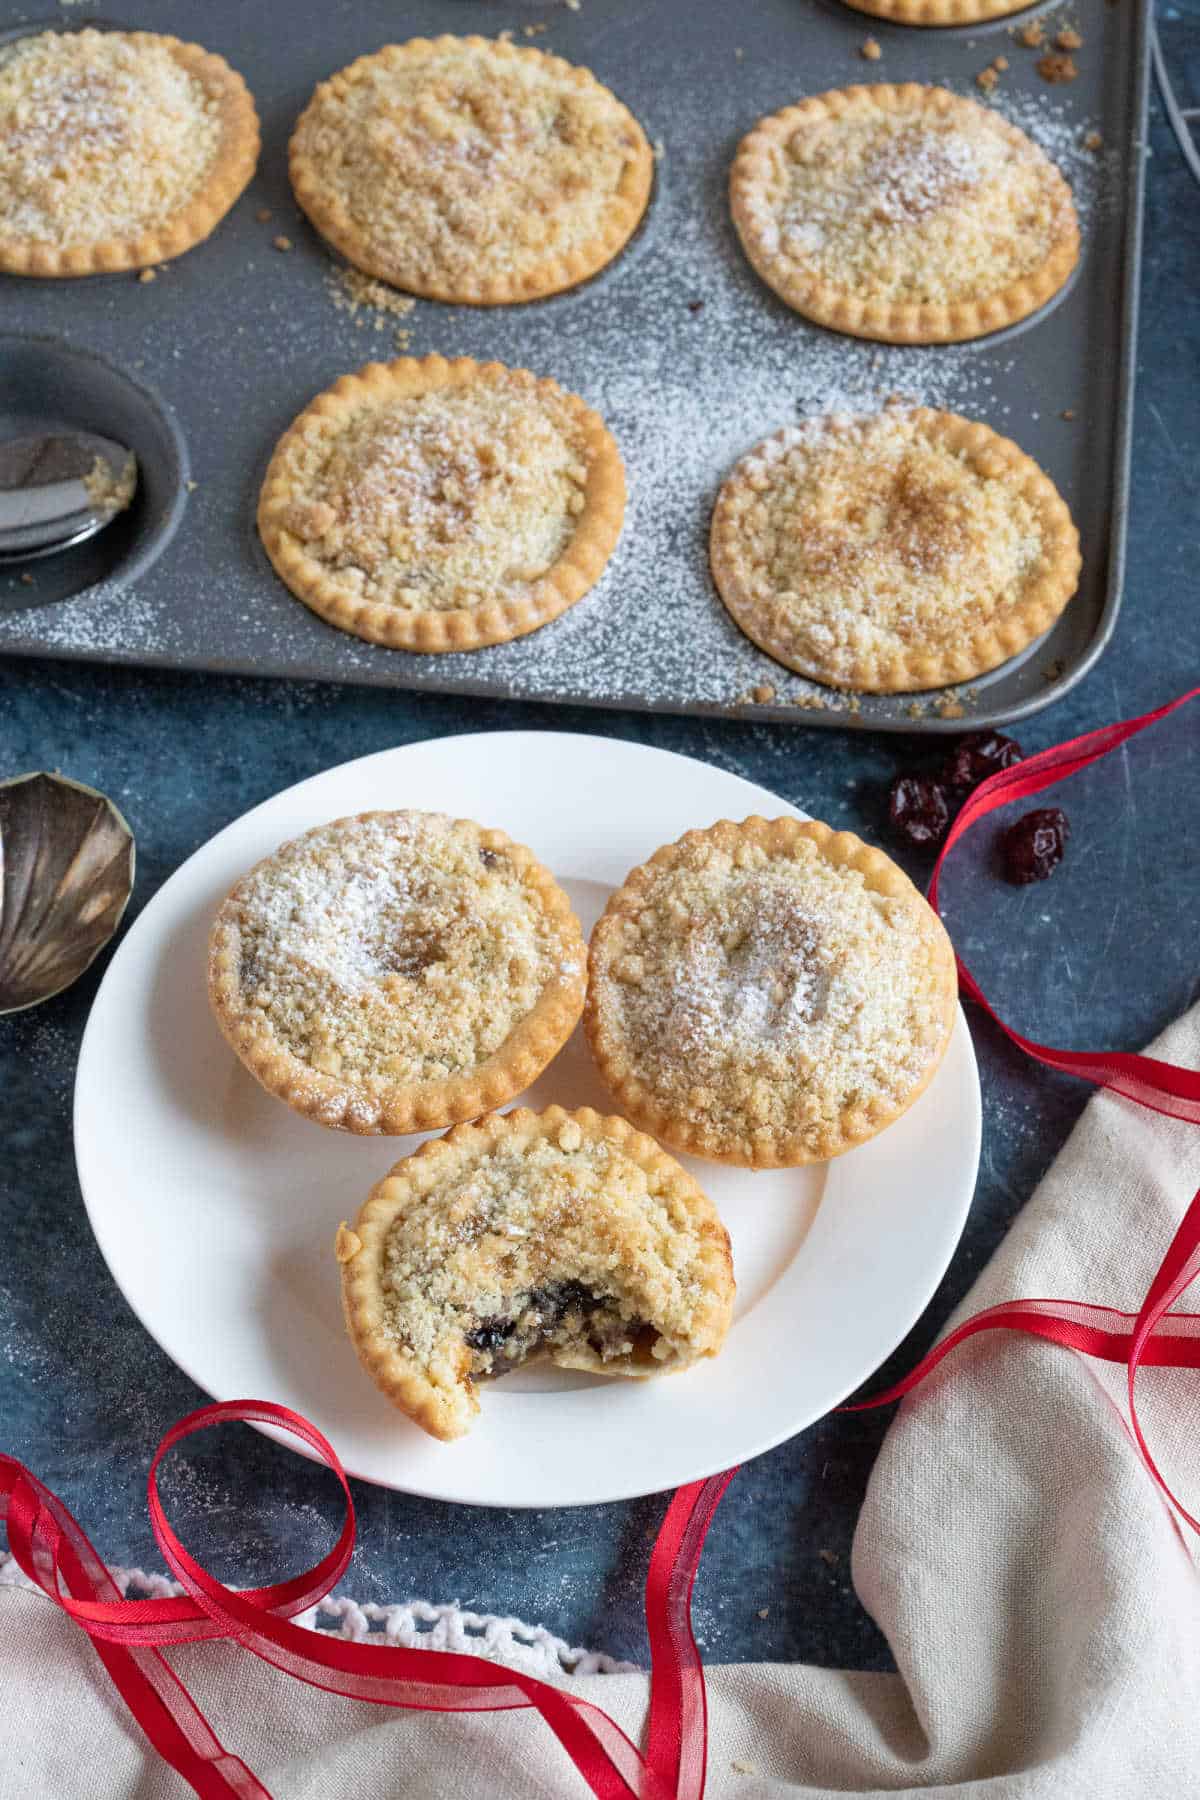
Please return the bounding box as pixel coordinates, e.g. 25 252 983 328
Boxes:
0 1550 636 1682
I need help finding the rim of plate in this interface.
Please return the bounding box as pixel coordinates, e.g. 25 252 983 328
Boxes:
74 730 980 1507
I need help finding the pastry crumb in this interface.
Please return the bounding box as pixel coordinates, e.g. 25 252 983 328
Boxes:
975 67 998 92
273 233 293 251
751 683 776 704
992 55 1009 71
327 264 417 332
653 137 666 160
563 0 581 11
1061 407 1076 420
732 1762 759 1778
1055 26 1083 50
137 267 156 283
1037 52 1078 83
1016 19 1045 46
860 37 882 60
756 1606 770 1619
19 571 34 585
1084 129 1103 152
522 22 548 35
185 479 198 492
734 46 745 62
256 206 272 222
906 700 926 719
497 27 515 42
819 1548 840 1567
935 696 965 720
790 692 827 711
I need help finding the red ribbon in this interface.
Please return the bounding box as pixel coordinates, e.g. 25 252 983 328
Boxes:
3 687 1200 1799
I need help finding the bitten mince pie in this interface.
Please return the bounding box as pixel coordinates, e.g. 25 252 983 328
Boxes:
710 408 1081 693
0 28 258 277
335 1106 735 1440
289 35 653 304
730 84 1079 343
257 356 626 652
207 811 586 1135
585 817 957 1169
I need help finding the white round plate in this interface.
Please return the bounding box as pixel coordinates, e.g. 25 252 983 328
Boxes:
75 732 980 1509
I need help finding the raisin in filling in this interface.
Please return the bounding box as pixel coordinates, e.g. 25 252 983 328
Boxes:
462 1281 657 1376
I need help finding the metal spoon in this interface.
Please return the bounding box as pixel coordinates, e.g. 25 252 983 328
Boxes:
0 771 135 1014
0 429 138 563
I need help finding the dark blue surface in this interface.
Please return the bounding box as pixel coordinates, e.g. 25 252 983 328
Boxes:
1 12 1198 1673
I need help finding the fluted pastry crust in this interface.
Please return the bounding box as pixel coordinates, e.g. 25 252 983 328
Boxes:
289 35 652 304
0 28 258 277
586 817 958 1167
208 811 586 1134
730 84 1079 344
258 356 626 652
709 408 1081 692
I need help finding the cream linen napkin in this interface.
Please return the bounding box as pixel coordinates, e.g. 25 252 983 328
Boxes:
4 1005 1200 1800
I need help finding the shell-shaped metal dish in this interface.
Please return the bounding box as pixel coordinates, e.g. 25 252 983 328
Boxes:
0 771 135 1015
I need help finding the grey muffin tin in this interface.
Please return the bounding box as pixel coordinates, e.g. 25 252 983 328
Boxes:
0 0 1150 733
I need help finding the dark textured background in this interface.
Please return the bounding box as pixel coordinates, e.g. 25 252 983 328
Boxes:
0 0 1198 1673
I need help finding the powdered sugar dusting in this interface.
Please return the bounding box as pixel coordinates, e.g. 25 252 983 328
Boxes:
668 891 824 1057
218 811 585 1103
866 129 991 226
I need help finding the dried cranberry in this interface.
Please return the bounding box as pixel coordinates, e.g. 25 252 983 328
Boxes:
887 774 952 849
942 731 1023 795
1002 807 1070 884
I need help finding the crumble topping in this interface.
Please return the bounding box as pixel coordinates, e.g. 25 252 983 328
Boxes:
0 30 223 246
227 813 581 1087
742 91 1076 305
326 266 417 350
713 410 1047 686
271 372 594 614
377 1126 727 1381
291 38 647 294
82 452 137 516
592 834 946 1150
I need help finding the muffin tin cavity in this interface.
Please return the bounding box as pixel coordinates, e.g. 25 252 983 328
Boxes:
0 336 188 614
